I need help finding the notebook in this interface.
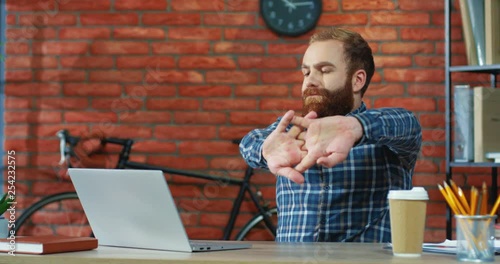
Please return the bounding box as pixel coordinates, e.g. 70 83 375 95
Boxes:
67 168 252 253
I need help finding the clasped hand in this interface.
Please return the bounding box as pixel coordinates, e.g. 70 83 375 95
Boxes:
262 110 363 184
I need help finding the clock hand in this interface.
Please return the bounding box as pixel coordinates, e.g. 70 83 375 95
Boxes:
293 1 314 7
281 0 296 9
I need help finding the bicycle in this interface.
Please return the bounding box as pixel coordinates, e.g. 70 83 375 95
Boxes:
14 130 278 241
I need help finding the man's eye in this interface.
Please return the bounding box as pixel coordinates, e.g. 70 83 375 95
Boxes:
303 72 310 76
321 68 332 73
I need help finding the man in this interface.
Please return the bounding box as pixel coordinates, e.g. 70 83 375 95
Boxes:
239 27 422 243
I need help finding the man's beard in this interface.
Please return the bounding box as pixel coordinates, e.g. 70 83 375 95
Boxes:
302 80 354 118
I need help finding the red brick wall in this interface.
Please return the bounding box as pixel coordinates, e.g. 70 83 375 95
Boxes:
4 0 492 242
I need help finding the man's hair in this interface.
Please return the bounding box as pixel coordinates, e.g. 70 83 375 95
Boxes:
309 27 375 96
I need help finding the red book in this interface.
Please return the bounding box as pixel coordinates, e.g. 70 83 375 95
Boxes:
0 235 98 255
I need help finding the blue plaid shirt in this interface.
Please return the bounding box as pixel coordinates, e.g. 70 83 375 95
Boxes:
239 102 422 242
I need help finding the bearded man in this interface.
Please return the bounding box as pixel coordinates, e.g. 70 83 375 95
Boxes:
239 27 422 243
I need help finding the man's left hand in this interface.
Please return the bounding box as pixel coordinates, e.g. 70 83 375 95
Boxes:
291 113 364 172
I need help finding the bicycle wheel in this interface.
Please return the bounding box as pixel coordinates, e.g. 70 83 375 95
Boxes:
14 192 92 237
235 207 278 241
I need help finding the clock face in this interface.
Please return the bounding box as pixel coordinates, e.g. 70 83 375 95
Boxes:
260 0 322 37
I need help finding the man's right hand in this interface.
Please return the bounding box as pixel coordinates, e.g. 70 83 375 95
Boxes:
262 110 317 184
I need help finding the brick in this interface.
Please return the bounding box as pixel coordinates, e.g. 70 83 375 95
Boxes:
383 69 445 82
432 13 462 26
147 156 208 170
418 113 445 128
202 99 257 110
261 71 302 84
7 28 57 40
92 98 143 111
6 56 58 69
30 182 75 196
60 56 114 69
125 85 176 97
267 43 308 54
260 99 303 111
59 0 110 10
119 112 170 123
186 227 223 240
179 141 237 155
226 0 258 11
6 71 33 82
436 41 465 55
6 15 15 25
89 71 143 82
35 70 86 82
156 126 217 140
6 43 29 54
178 85 232 97
412 173 445 186
146 98 200 110
132 141 176 153
318 14 368 26
235 85 289 97
381 42 435 54
171 0 223 11
116 56 175 69
203 13 256 26
408 84 445 97
422 128 446 143
399 0 444 11
213 42 264 54
6 0 54 11
59 28 111 39
238 56 298 69
5 111 62 124
5 83 61 96
225 29 278 40
64 111 118 123
33 42 88 55
19 14 76 26
80 14 138 25
91 41 149 55
420 145 446 158
218 126 254 141
115 0 167 10
206 71 258 84
342 0 395 10
374 98 436 111
414 160 439 173
174 112 227 124
145 70 204 84
168 28 222 40
179 56 236 69
37 98 89 110
373 56 412 67
142 14 201 25
230 112 282 126
152 42 210 54
348 27 398 41
371 12 430 25
414 55 445 67
63 83 122 96
33 125 88 137
5 125 30 137
113 27 165 39
364 84 405 97
401 28 461 41
5 97 31 109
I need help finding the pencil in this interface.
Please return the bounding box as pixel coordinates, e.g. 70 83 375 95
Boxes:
481 182 488 215
444 181 467 215
489 195 500 216
438 184 459 215
470 186 478 216
457 186 471 214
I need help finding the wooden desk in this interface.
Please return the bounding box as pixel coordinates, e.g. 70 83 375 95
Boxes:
0 241 497 264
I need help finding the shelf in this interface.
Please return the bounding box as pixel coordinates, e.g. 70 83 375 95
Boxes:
449 64 500 74
450 162 500 168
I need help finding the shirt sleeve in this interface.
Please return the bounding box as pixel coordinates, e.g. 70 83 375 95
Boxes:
351 108 422 170
239 118 282 170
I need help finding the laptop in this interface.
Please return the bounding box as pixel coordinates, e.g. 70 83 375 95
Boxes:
67 168 252 253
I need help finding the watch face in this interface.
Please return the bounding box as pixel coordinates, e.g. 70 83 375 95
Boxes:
260 0 322 37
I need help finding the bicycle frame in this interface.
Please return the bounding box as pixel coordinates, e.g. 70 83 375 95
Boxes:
57 130 276 240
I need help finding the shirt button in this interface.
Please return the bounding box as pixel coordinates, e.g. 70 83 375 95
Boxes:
324 185 330 190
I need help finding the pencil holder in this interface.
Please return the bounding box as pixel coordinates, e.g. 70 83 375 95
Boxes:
455 215 497 262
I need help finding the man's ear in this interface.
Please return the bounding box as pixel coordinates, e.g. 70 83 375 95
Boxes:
351 69 366 94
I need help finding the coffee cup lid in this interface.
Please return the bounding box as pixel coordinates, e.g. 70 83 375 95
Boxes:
387 187 429 200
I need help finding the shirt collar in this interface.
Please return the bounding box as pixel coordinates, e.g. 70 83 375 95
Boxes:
347 101 367 116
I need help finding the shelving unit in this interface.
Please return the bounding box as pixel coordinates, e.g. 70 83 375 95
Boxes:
444 0 500 239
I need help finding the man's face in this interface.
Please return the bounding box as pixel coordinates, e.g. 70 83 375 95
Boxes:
301 40 354 118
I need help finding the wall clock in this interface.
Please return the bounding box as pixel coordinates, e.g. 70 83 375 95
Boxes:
260 0 322 37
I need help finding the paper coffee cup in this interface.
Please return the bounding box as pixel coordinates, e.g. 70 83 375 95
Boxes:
388 187 429 257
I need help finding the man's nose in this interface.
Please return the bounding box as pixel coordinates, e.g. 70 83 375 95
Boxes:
304 72 320 88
